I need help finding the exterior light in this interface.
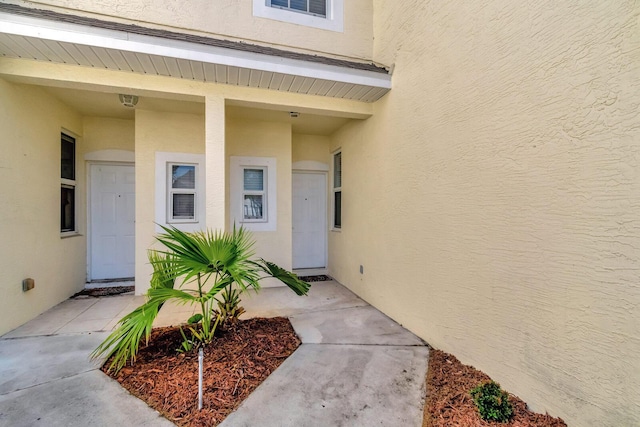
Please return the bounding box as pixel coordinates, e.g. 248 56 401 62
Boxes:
119 94 139 107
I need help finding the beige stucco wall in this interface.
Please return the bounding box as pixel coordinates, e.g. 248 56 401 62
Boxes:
292 133 330 165
134 109 205 292
226 117 293 273
16 0 373 61
327 2 640 426
83 117 134 153
0 78 85 335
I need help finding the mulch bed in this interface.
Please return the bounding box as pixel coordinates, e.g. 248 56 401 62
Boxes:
423 349 567 427
103 317 300 427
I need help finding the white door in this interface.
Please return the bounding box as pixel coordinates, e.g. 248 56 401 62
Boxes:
292 172 327 269
90 164 135 280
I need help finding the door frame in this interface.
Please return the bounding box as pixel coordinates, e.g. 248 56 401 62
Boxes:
292 167 329 271
86 160 135 282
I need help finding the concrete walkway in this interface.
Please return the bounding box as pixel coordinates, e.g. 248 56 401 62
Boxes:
0 281 429 426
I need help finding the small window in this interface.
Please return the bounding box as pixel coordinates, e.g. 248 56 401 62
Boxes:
243 168 266 221
61 133 76 233
230 156 277 232
168 164 197 223
269 0 326 17
253 0 343 32
333 151 341 229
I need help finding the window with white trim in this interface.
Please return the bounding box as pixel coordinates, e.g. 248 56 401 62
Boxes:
155 152 205 233
242 168 267 222
253 0 343 32
230 156 277 232
269 0 326 17
332 150 341 229
61 132 76 233
168 163 197 223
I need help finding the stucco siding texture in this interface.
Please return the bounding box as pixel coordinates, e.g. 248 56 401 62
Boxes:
329 2 640 426
0 79 86 336
11 0 374 61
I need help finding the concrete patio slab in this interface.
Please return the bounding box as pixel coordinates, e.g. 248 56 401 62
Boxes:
2 298 99 338
290 305 426 346
0 332 105 394
220 344 429 427
0 370 173 427
0 280 430 426
242 280 369 318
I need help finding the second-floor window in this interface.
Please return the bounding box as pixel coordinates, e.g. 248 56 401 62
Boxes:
269 0 326 18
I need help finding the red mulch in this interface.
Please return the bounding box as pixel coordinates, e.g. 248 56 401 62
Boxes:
102 317 300 427
423 349 567 427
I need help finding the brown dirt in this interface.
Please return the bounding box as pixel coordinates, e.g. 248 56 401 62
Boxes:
103 317 299 427
102 315 568 426
423 349 567 427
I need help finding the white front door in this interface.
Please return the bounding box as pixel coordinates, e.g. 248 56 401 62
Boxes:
90 164 135 280
292 172 327 269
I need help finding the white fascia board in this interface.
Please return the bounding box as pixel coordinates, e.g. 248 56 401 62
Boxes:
0 12 391 89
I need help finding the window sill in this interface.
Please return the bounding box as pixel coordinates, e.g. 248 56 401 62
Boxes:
61 231 82 239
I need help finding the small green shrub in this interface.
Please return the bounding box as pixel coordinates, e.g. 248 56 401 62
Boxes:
470 381 513 423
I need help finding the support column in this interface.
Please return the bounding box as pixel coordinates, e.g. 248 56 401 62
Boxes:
205 95 226 230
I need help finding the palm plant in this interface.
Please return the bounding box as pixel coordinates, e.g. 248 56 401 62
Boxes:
91 225 310 373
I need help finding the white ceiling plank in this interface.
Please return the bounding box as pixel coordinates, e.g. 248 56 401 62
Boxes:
149 55 170 76
238 68 251 86
60 42 92 66
334 83 354 98
317 80 337 96
163 57 181 77
289 76 304 93
104 48 131 71
215 64 227 83
358 86 378 102
122 51 145 73
298 77 315 94
278 74 295 91
249 69 262 87
135 53 156 75
48 42 78 64
176 58 193 79
8 34 46 60
268 73 284 90
342 84 363 100
91 46 119 69
305 78 325 95
259 71 273 88
191 61 205 81
202 63 216 82
227 66 239 85
325 82 345 97
76 45 105 68
2 34 33 59
353 85 374 101
0 38 18 58
21 37 62 62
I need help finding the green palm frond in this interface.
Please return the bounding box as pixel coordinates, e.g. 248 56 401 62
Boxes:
93 224 311 374
148 250 178 290
253 259 311 296
90 295 167 372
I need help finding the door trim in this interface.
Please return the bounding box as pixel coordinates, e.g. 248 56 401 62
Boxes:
86 161 135 282
292 170 328 270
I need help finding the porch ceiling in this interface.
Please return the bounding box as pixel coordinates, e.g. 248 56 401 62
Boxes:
0 4 391 103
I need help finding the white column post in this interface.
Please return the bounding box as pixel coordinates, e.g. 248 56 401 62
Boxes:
205 95 226 230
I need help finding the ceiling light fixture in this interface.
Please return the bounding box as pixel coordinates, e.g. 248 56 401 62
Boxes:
119 94 139 108
289 111 299 118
